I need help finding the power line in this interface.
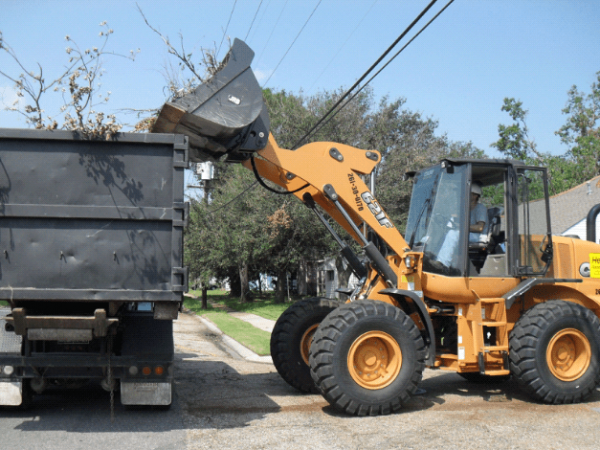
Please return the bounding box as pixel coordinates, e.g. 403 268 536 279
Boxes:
247 0 273 44
292 0 440 149
245 0 264 41
218 0 238 58
305 0 456 140
207 181 259 215
262 0 323 88
307 0 379 94
257 0 289 66
209 0 453 210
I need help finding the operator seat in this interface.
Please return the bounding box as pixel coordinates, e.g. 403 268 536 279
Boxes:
469 207 504 271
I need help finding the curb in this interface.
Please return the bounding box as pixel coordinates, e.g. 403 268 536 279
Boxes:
196 314 273 364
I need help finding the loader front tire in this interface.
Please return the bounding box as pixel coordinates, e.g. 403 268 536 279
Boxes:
309 300 426 416
270 297 340 394
509 300 600 404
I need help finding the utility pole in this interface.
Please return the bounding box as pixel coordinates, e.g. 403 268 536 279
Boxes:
187 162 217 309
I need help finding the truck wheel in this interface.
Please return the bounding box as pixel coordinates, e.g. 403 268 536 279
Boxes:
509 300 600 404
309 300 426 416
270 297 340 394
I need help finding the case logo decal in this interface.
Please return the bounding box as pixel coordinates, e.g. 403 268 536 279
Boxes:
361 192 393 228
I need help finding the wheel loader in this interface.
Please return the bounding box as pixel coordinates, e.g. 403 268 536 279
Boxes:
152 39 600 415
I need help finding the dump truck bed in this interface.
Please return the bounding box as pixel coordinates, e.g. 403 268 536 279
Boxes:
0 128 188 302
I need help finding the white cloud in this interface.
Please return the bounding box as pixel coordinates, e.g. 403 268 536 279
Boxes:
253 68 273 85
0 85 24 110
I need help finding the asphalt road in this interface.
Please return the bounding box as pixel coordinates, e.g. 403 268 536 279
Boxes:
3 310 600 450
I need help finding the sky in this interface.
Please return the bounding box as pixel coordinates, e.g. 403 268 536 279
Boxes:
1 0 599 164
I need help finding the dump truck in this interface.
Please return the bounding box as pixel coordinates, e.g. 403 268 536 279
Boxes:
150 38 600 416
0 129 189 407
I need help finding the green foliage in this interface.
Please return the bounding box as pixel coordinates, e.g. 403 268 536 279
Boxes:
188 289 291 321
186 151 334 303
555 71 600 182
203 312 271 355
372 98 484 232
491 98 532 161
184 305 271 356
492 96 588 198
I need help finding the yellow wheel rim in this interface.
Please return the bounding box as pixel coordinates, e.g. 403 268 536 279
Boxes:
546 328 591 382
347 331 402 390
300 324 319 365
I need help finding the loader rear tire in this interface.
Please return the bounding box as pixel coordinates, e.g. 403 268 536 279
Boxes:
270 297 340 394
309 300 426 416
509 300 600 404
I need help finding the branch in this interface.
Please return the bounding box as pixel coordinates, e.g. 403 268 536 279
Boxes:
136 3 204 82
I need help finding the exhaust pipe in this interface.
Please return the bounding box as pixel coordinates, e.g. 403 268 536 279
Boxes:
152 38 270 163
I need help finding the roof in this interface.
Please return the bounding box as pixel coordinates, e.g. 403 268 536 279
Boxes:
549 175 600 234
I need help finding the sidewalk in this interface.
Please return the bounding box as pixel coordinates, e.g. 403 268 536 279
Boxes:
183 294 276 363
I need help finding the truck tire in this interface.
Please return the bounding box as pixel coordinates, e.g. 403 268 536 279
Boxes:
270 297 340 394
309 300 426 416
509 300 600 404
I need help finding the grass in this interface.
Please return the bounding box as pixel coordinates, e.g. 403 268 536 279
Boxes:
187 289 293 321
184 295 272 355
183 289 299 356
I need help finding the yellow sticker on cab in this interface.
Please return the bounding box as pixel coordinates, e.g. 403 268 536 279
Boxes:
590 253 600 278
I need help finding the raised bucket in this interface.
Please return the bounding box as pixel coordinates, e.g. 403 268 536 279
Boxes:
152 39 270 163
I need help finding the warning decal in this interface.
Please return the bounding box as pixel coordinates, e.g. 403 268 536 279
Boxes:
590 253 600 278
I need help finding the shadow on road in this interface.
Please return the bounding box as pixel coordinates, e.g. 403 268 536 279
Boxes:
319 370 600 418
0 354 284 432
5 356 600 432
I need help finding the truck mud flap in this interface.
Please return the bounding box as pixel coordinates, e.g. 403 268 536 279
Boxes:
120 381 172 406
0 381 22 406
0 308 23 405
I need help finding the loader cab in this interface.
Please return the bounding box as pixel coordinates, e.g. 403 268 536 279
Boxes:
405 159 552 279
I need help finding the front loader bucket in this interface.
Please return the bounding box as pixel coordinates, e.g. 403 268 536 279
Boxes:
152 38 270 163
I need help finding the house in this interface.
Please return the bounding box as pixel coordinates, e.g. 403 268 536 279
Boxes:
317 256 361 299
548 175 600 240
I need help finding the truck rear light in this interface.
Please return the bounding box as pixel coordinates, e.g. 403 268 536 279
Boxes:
128 366 139 376
142 366 152 376
2 366 14 376
154 366 164 376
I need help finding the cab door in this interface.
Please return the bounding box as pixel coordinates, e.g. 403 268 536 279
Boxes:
510 166 553 276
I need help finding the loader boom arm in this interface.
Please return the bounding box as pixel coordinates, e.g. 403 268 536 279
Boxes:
244 135 409 257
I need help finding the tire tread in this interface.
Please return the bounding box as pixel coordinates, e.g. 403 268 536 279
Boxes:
509 300 600 404
270 297 340 394
309 300 426 416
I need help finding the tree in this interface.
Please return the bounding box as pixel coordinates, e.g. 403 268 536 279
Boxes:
371 98 484 232
556 72 600 182
0 24 136 137
492 97 583 196
491 98 544 163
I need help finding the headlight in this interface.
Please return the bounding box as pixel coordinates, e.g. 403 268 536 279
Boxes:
405 256 414 269
580 263 590 277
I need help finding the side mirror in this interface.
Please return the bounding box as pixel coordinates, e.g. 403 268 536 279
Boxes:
540 236 553 264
